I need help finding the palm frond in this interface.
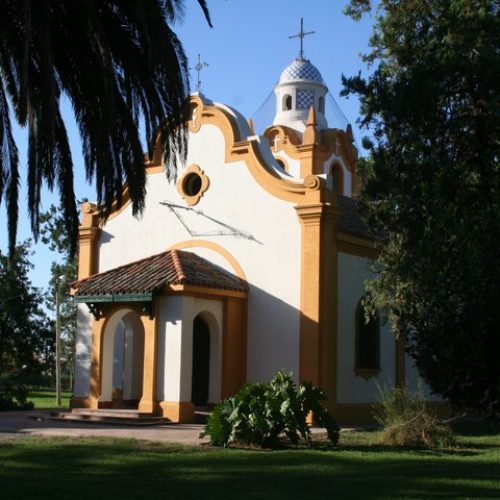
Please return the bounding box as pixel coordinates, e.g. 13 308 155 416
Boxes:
0 0 211 255
0 75 19 255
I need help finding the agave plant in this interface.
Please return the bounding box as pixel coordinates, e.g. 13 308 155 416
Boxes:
201 371 339 448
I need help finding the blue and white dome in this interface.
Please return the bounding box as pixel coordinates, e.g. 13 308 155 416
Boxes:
273 57 328 133
279 58 324 84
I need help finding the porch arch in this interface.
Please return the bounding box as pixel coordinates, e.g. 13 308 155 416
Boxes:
100 308 144 405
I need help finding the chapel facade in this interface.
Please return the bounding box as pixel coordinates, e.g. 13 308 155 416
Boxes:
70 55 426 424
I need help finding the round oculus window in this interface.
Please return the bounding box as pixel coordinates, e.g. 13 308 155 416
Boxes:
183 172 203 197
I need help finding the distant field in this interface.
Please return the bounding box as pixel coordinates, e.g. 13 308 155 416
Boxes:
27 390 71 409
0 423 499 499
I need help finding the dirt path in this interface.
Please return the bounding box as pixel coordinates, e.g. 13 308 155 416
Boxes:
0 410 208 446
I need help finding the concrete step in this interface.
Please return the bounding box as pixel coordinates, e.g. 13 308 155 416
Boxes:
49 410 171 426
71 409 154 419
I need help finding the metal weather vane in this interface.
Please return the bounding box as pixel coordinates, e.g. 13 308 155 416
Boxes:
190 53 209 92
289 17 315 60
160 201 261 243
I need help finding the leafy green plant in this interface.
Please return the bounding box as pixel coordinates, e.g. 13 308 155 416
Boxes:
0 373 34 411
373 384 455 448
200 371 339 448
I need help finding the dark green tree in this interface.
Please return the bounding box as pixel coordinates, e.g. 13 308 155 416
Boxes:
0 241 54 409
343 0 500 418
0 0 211 255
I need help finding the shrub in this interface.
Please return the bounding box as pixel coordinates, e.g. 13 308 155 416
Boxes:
0 374 34 411
374 385 455 448
200 371 339 448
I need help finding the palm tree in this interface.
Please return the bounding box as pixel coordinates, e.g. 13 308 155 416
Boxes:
0 0 211 255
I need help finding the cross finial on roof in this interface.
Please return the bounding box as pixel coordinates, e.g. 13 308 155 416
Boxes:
289 18 315 60
190 53 209 92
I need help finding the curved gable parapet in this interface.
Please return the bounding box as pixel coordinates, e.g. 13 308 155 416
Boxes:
188 96 332 205
188 94 250 145
209 100 252 139
82 94 334 228
245 136 332 204
320 127 358 173
264 123 358 176
264 125 304 159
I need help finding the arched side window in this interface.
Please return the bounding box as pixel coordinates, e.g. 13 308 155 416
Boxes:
355 300 380 379
330 162 344 195
283 94 292 111
318 96 325 113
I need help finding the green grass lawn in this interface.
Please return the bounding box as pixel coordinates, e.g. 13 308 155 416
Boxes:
27 390 71 409
0 423 499 499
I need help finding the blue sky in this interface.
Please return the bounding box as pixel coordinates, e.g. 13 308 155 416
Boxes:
1 0 375 294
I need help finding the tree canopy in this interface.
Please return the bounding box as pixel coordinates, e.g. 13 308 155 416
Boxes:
0 241 53 409
343 0 500 418
0 0 211 255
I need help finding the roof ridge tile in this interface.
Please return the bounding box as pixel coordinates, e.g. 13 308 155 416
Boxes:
171 248 187 283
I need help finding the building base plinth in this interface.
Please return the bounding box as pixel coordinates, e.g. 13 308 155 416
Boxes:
159 401 196 423
70 396 99 410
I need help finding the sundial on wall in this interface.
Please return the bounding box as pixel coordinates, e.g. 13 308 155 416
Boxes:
160 201 262 244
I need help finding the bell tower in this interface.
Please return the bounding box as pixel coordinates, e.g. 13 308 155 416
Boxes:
273 18 328 133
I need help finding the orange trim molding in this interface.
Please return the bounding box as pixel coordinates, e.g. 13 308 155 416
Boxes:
221 297 247 399
167 284 247 299
159 401 195 423
295 203 341 413
167 239 247 282
78 202 100 280
264 122 358 178
176 164 210 206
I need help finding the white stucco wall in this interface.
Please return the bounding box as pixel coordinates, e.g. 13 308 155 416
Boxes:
337 252 396 404
112 321 125 389
97 120 302 385
73 304 93 398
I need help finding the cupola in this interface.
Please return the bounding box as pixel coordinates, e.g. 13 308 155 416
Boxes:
273 58 328 133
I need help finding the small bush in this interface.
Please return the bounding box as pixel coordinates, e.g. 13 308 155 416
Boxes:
0 374 34 411
200 371 339 448
374 385 455 448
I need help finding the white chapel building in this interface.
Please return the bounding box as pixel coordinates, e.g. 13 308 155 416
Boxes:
70 54 424 424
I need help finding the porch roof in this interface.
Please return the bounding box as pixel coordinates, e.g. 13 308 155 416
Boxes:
72 249 248 302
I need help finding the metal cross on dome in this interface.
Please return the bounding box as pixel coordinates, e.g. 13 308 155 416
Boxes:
191 53 209 92
289 18 315 60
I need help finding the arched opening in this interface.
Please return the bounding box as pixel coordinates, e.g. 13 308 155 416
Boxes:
331 162 344 195
318 96 325 113
355 300 380 372
191 315 211 407
101 309 144 408
282 94 292 111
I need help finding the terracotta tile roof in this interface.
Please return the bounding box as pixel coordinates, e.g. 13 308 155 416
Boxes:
337 195 378 241
72 249 248 298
